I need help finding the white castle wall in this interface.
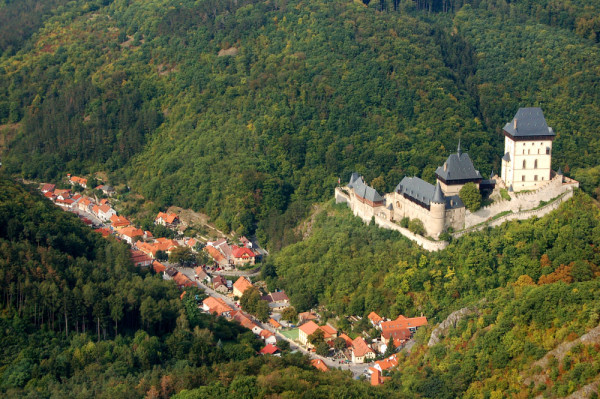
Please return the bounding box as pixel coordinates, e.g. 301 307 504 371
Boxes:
463 175 577 229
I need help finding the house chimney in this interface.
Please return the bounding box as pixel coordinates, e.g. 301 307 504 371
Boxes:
514 118 517 130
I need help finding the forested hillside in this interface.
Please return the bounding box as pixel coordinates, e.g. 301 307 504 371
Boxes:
0 174 400 398
1 0 599 249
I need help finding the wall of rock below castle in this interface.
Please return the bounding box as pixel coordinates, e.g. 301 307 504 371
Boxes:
463 175 577 229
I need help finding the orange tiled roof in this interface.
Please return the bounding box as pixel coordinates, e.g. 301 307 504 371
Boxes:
156 212 179 224
119 226 144 240
368 311 383 324
319 324 338 339
205 246 225 262
375 354 399 371
259 344 280 355
269 318 282 329
311 359 329 372
153 261 167 273
338 333 353 347
71 176 87 185
380 315 428 333
233 277 253 295
173 273 194 287
94 227 112 238
110 214 131 227
231 245 255 259
203 296 232 316
299 321 320 336
260 329 275 339
352 337 375 358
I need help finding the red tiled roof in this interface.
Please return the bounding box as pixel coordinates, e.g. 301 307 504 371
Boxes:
311 359 329 372
173 273 194 288
338 333 353 347
260 329 275 339
70 176 87 185
375 354 399 371
259 344 280 355
94 228 112 238
231 245 255 259
130 250 152 266
298 312 318 322
233 277 253 295
98 204 112 213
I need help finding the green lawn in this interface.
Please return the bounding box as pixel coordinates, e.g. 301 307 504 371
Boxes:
280 328 300 341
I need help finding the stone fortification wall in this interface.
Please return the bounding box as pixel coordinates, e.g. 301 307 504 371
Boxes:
464 175 576 229
454 189 573 238
335 187 448 251
373 215 448 251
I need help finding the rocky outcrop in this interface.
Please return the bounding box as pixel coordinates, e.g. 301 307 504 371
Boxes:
428 306 479 347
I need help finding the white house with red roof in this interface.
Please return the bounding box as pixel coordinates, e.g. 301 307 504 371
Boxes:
231 245 256 266
155 212 179 227
351 336 376 364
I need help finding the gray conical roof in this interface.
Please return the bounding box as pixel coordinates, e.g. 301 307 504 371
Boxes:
432 182 445 204
557 167 563 176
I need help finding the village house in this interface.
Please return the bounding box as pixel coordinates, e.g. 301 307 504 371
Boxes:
311 359 329 372
202 296 233 317
212 276 229 294
95 184 115 196
231 245 256 266
94 227 112 238
259 344 280 356
351 336 376 364
240 236 253 248
298 311 318 325
233 276 254 298
205 245 228 268
298 321 338 347
194 266 212 284
209 239 233 265
261 291 290 311
231 311 262 334
118 226 145 245
153 261 167 274
69 176 87 188
260 329 278 345
155 212 179 227
368 311 384 327
163 267 178 280
78 196 94 213
130 250 153 267
110 214 131 229
173 273 194 289
41 183 55 193
93 204 116 221
269 318 282 330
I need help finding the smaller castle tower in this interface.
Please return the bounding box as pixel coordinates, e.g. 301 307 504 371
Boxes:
429 182 446 238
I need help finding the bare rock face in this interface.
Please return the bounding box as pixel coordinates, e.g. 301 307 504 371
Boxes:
218 47 239 57
428 306 479 347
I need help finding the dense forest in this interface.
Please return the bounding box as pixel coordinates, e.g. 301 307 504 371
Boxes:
1 0 599 250
0 174 402 398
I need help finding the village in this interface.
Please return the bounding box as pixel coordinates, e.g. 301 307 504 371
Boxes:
37 173 429 385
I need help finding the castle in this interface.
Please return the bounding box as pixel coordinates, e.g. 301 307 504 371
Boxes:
335 108 579 248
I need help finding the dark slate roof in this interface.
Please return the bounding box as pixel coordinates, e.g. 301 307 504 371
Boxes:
432 182 445 204
348 174 384 203
445 195 464 209
396 177 464 209
503 107 555 137
502 152 511 162
396 177 436 206
435 150 482 182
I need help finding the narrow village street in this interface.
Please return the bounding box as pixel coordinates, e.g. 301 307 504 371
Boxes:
175 266 374 378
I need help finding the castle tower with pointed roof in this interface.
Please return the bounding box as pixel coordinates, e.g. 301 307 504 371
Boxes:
501 107 555 191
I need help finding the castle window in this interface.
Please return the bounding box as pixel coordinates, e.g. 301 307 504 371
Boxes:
534 175 538 181
537 149 540 154
546 147 550 155
523 160 526 169
522 175 525 181
534 160 538 169
528 149 530 155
